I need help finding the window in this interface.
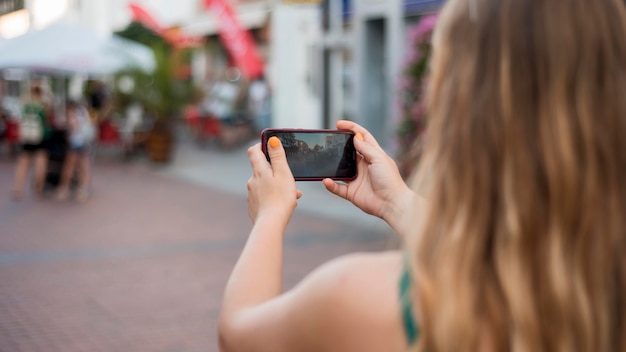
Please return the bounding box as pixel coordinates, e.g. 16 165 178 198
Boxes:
0 0 25 17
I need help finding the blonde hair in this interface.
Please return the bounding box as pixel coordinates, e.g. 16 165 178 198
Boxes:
410 0 626 351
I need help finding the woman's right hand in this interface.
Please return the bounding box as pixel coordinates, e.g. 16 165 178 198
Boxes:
322 120 415 234
247 137 301 226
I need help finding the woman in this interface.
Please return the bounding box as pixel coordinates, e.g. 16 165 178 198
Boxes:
56 100 94 202
11 85 51 200
219 0 626 351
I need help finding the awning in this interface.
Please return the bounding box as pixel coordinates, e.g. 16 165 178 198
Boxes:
0 22 155 75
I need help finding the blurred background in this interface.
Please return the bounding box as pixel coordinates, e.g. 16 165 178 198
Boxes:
0 0 440 350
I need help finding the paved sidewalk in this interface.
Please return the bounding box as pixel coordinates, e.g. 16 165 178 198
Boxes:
0 145 396 352
160 140 389 231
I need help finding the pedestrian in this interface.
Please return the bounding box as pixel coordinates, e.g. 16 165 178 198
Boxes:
11 85 52 200
87 81 109 123
208 68 241 126
218 0 626 351
55 100 94 202
248 74 271 132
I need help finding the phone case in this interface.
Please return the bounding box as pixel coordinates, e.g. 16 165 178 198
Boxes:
260 128 357 181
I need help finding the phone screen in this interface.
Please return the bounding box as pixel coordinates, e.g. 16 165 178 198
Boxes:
261 129 357 181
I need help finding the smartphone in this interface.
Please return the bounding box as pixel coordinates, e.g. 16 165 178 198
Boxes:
261 129 358 181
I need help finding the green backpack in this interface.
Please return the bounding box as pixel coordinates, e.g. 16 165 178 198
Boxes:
19 104 47 144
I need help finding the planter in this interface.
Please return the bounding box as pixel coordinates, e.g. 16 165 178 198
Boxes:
146 124 174 163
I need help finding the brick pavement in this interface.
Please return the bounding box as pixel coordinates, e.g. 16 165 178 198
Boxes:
0 156 395 352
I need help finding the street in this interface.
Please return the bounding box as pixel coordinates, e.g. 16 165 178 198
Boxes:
0 144 394 352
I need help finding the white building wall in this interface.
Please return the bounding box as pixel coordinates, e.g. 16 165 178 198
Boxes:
141 0 193 25
72 0 115 35
270 4 321 129
352 0 403 146
0 0 129 37
69 0 189 34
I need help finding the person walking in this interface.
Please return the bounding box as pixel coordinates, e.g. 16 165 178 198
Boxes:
11 85 52 200
248 75 271 132
55 100 95 202
218 0 626 351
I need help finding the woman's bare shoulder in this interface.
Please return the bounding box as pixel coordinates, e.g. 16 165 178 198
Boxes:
219 251 409 352
291 251 408 352
307 251 403 290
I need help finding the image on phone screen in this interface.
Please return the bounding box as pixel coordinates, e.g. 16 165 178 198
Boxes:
262 130 357 180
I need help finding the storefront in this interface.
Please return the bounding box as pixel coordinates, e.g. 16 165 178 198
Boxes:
320 0 443 147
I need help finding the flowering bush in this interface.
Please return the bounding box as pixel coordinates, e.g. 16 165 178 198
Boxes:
396 14 438 178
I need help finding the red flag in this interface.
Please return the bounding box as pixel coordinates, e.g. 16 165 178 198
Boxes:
129 3 166 36
129 3 205 48
203 0 264 79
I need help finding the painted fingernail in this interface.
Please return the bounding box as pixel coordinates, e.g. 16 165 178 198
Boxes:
269 136 281 148
355 133 364 141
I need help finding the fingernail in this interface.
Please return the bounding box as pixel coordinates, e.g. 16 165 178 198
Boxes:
355 133 364 141
269 136 281 148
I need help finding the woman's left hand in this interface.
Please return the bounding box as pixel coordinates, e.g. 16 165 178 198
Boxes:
247 137 302 224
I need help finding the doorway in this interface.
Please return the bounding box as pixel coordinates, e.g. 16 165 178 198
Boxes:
363 18 387 141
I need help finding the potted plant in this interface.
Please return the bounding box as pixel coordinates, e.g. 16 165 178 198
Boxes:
116 43 195 163
115 22 198 163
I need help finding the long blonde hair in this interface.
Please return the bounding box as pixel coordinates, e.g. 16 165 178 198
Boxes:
411 0 626 351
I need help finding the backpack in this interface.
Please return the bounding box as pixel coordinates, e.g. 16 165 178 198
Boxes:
19 104 45 144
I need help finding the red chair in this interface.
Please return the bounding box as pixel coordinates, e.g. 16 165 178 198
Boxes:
203 116 221 137
94 119 121 159
98 120 120 144
6 120 19 145
185 105 200 128
1 119 20 158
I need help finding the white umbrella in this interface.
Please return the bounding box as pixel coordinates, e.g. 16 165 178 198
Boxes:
95 35 157 75
0 22 155 75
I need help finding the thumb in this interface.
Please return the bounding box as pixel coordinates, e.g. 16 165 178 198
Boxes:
354 137 385 164
267 136 292 176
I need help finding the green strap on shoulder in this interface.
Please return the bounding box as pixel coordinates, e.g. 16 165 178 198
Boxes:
400 255 419 346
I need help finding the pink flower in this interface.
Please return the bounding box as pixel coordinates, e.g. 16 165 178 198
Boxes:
409 14 439 43
399 77 414 90
396 12 439 171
